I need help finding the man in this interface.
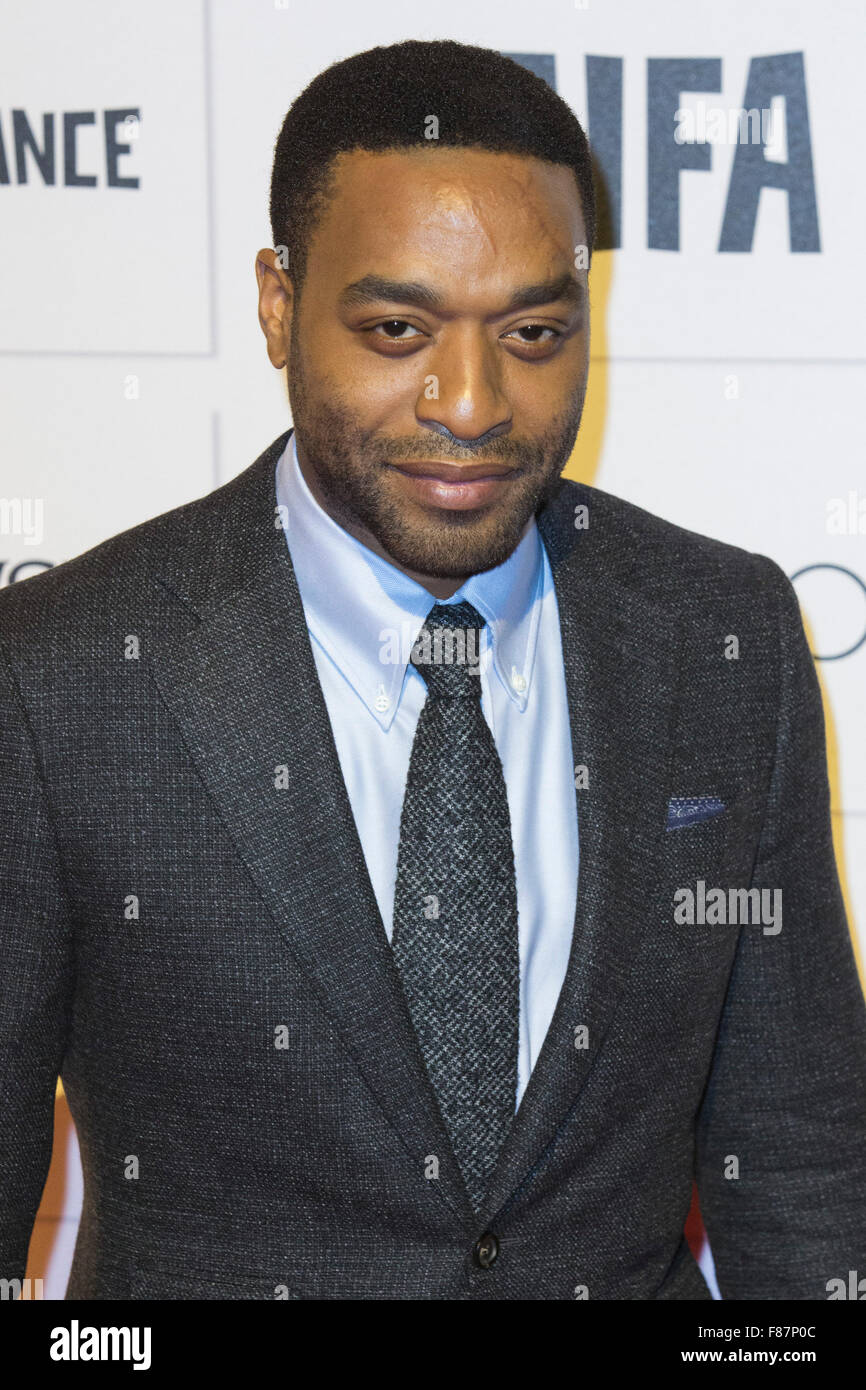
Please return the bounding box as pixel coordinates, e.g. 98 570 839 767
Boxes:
1 39 864 1301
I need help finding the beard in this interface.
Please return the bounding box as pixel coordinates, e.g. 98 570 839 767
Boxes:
287 329 587 579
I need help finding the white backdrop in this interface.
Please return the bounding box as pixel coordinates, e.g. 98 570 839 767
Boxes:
2 0 863 1299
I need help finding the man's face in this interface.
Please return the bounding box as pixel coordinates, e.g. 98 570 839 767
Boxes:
257 146 590 592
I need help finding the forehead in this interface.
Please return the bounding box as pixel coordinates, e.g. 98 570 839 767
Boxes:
307 146 585 291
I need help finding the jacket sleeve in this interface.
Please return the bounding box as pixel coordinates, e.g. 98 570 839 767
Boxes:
0 636 75 1285
695 557 866 1299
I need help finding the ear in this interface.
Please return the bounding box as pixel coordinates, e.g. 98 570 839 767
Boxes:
255 248 295 368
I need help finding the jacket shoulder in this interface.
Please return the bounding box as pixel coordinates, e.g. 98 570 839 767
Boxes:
0 432 289 656
546 476 791 609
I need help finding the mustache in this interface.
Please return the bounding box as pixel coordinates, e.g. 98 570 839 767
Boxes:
372 433 531 464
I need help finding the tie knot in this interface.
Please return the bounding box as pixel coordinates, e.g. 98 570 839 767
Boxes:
410 600 486 699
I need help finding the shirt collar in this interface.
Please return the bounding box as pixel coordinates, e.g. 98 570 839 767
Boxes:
275 432 544 730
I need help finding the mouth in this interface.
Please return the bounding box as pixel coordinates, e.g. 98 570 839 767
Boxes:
386 459 519 512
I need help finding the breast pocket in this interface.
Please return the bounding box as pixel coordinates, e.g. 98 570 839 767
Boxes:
664 789 764 883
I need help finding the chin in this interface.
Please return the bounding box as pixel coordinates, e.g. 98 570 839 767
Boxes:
387 527 521 580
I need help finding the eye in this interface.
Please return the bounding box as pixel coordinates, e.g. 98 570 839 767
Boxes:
504 324 562 346
371 320 424 340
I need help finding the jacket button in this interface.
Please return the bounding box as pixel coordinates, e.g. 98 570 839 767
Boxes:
473 1232 500 1269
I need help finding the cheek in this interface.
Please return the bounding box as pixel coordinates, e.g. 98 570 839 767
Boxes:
321 339 432 426
292 324 386 420
501 350 587 427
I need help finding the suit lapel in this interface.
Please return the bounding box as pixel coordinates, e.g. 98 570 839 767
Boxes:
147 431 475 1228
477 483 685 1223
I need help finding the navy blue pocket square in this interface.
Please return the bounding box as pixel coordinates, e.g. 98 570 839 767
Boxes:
666 796 726 830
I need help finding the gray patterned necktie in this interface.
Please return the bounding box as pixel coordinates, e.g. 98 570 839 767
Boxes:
391 599 520 1213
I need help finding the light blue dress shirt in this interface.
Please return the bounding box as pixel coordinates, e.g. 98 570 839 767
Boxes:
275 434 579 1111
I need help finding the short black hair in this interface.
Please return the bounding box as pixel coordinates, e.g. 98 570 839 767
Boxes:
269 39 595 288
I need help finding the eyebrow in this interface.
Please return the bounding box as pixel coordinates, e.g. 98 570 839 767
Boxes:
337 272 584 316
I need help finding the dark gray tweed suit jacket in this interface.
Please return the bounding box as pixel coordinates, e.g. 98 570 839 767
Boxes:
1 429 865 1300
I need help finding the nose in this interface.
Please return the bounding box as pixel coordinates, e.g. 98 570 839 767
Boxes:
415 324 512 447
